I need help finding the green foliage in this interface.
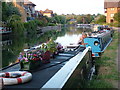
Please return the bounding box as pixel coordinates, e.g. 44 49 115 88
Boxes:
11 21 25 35
113 12 120 23
46 14 66 24
7 15 21 27
76 16 83 24
86 80 113 88
40 43 48 52
58 15 66 24
25 19 47 32
46 39 57 53
47 23 56 26
2 2 21 22
48 17 57 24
54 15 60 23
24 20 37 34
34 19 46 27
112 22 120 27
65 14 95 24
6 15 25 35
2 2 23 35
106 22 120 27
95 15 106 24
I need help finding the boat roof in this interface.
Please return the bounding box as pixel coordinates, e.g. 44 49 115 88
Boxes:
87 30 111 38
3 46 87 89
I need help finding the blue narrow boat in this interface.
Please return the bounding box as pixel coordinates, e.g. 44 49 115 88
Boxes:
83 30 113 57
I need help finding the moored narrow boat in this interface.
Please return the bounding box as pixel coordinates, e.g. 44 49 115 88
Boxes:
83 29 113 57
3 45 94 89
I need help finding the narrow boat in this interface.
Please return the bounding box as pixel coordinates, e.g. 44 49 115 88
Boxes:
92 25 113 32
2 45 94 89
84 30 113 57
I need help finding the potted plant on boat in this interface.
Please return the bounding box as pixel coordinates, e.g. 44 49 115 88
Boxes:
56 42 64 53
46 39 58 58
20 52 42 70
39 44 51 64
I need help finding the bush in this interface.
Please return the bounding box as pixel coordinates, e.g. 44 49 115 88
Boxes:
113 22 120 27
95 15 106 24
2 2 21 22
113 12 120 23
106 22 120 27
12 21 25 35
47 23 56 26
34 20 47 27
24 20 37 34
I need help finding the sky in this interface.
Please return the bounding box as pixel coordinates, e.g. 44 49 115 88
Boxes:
30 0 104 15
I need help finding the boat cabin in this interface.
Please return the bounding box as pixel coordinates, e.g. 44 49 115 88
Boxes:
84 30 112 57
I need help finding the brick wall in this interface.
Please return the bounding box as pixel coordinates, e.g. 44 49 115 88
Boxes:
106 7 120 23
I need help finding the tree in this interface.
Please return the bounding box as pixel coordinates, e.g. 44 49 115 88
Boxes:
113 12 120 23
85 14 94 24
2 2 21 22
7 15 21 28
58 15 66 24
95 15 106 24
76 15 83 24
54 15 60 24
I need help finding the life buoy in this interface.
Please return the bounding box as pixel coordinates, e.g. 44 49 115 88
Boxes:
0 71 32 85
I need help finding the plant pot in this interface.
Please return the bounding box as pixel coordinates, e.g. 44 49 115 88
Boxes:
50 51 58 58
41 51 51 64
20 60 41 70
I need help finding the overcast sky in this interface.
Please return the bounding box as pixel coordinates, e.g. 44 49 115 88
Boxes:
30 0 104 15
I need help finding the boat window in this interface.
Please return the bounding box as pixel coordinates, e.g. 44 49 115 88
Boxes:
94 41 99 46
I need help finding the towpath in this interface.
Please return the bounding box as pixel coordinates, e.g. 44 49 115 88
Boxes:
117 27 120 89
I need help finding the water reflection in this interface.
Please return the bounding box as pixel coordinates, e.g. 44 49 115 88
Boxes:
2 26 92 68
56 26 91 47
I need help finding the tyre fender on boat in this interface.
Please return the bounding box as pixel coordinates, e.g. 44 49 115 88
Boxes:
0 71 32 85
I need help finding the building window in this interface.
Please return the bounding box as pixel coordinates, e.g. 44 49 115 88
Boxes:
110 14 114 17
111 8 115 10
110 19 114 23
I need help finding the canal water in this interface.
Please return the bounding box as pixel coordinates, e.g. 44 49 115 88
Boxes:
2 26 92 69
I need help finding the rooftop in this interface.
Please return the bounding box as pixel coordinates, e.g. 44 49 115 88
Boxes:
104 0 120 8
44 9 53 13
105 0 120 2
24 0 36 6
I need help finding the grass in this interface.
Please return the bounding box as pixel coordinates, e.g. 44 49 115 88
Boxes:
85 30 119 88
87 80 114 88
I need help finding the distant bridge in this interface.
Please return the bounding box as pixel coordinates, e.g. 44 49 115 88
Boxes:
77 24 91 26
76 24 91 28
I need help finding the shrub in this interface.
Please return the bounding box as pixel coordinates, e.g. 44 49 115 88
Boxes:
113 22 120 27
106 22 120 27
113 12 120 23
11 21 25 35
47 23 56 26
24 20 37 34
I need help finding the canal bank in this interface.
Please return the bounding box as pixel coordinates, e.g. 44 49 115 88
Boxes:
118 28 120 89
1 25 117 88
85 28 119 88
36 25 62 34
